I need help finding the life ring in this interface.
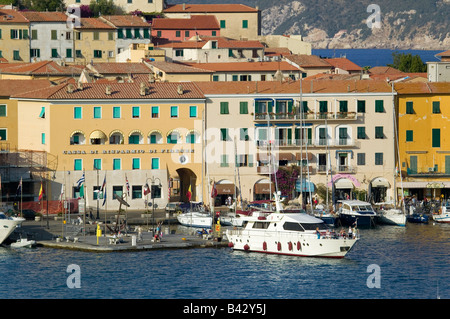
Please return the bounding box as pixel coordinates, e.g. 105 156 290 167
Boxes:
297 241 301 251
228 242 234 248
263 241 267 251
277 242 281 251
244 244 250 251
288 241 293 251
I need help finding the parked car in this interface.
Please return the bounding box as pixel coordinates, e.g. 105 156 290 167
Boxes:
165 202 182 212
21 209 37 220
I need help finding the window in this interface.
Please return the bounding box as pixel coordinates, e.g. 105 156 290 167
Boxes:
357 100 366 113
240 128 249 141
113 106 121 118
126 29 133 38
175 30 180 37
93 159 101 170
51 30 57 40
232 75 238 81
220 20 226 28
242 20 248 29
212 31 216 36
0 105 6 117
375 153 383 165
432 101 440 114
41 133 45 144
240 102 248 114
375 100 384 112
0 129 6 140
406 130 413 142
175 49 184 57
187 132 197 144
66 48 72 58
117 29 123 39
93 50 102 58
74 107 82 119
151 106 159 118
13 50 20 61
129 134 140 144
189 106 197 118
93 31 99 40
93 106 101 119
170 106 178 118
213 75 219 82
51 48 58 58
375 126 384 139
357 153 365 166
74 159 82 171
151 158 159 170
220 102 229 114
339 100 348 113
76 50 82 58
132 186 142 199
319 101 328 118
157 31 162 38
132 158 140 170
113 158 121 170
432 129 441 148
132 106 140 118
221 155 228 167
167 132 178 144
406 101 414 114
112 186 123 199
185 30 189 38
143 29 150 39
357 127 365 139
31 29 38 40
220 128 229 141
93 186 101 200
31 49 40 58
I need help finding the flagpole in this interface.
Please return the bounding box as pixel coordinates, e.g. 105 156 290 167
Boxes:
20 177 22 218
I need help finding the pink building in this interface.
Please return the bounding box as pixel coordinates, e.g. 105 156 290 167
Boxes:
151 15 220 44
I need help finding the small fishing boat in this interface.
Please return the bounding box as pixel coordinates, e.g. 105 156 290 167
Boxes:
406 206 429 224
313 204 337 227
10 237 36 248
338 200 377 228
433 202 450 223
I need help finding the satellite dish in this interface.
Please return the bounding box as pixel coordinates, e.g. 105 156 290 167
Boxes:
114 193 130 207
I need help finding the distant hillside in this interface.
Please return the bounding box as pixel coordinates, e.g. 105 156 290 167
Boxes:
169 0 450 49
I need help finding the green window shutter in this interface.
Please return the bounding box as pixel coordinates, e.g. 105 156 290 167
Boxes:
406 101 414 114
432 129 441 148
220 20 226 28
74 106 82 119
150 134 156 144
406 130 413 142
240 128 249 141
175 30 180 37
357 127 365 139
213 75 219 81
152 106 159 118
19 29 22 39
13 50 20 60
10 29 14 39
126 28 133 38
39 106 45 118
220 128 228 141
74 159 82 171
375 126 384 139
232 75 238 81
51 30 57 40
132 106 140 118
134 28 140 38
93 106 101 118
0 29 2 39
375 100 384 112
221 155 228 167
301 101 308 113
0 105 6 117
129 135 139 144
357 100 366 113
51 48 58 58
132 158 140 169
409 156 417 174
0 129 6 140
339 100 348 113
118 29 123 39
242 20 248 28
41 133 45 144
287 129 292 143
31 29 37 40
375 153 383 165
23 29 28 39
143 29 150 39
170 106 178 117
319 101 328 113
113 106 121 118
93 159 101 170
151 158 159 170
220 102 229 114
432 101 440 113
189 106 197 117
228 49 233 57
239 101 248 114
66 48 72 58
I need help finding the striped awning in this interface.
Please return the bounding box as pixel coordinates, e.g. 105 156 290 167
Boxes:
70 130 84 137
148 129 162 136
89 130 106 139
128 129 143 137
167 129 180 136
109 129 123 137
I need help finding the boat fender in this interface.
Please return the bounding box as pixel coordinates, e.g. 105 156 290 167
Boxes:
228 242 234 248
244 244 250 251
263 241 267 251
297 241 301 251
288 241 293 251
277 242 281 251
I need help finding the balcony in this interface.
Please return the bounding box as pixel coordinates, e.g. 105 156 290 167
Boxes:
255 138 359 149
254 112 358 122
407 167 450 177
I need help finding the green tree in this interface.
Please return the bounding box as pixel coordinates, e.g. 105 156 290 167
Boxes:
21 0 65 11
89 0 122 17
388 52 427 73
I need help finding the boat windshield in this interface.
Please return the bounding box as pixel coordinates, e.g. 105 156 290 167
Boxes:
0 213 7 219
301 223 329 231
356 205 373 211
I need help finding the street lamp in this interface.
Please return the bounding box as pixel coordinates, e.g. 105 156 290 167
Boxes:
146 176 161 236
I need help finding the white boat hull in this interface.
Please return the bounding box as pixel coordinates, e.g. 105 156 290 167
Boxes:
11 238 36 248
378 209 407 226
432 213 450 223
0 216 25 245
177 213 213 228
226 228 357 258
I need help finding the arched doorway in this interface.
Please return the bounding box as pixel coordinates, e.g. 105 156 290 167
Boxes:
370 177 390 203
176 168 197 203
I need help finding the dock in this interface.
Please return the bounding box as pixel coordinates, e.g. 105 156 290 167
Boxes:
12 210 229 253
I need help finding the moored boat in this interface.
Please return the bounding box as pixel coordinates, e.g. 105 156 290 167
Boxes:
375 203 407 226
0 212 25 245
338 200 377 228
433 202 450 223
177 211 213 228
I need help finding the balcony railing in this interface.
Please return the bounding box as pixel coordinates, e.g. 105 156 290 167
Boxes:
254 112 358 121
256 139 359 148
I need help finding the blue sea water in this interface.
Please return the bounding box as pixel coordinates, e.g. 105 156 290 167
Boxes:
0 223 449 300
312 49 443 68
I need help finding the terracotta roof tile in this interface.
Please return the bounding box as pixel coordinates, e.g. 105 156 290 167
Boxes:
285 55 332 68
0 9 28 23
0 79 54 96
20 11 68 22
0 61 83 75
324 58 362 71
75 18 115 29
181 61 298 72
12 81 205 100
157 36 264 49
100 15 150 27
164 4 258 13
152 15 219 30
436 50 450 57
145 61 213 74
88 62 152 74
394 82 450 94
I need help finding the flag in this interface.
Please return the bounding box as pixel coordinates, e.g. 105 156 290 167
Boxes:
76 172 85 188
211 181 217 198
125 174 130 197
16 177 22 196
101 174 107 206
60 184 65 201
38 181 44 201
143 183 150 196
187 184 192 201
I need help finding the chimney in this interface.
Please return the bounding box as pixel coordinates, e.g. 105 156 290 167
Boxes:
183 3 186 10
149 73 155 83
77 81 83 91
67 84 75 93
177 84 183 95
140 82 147 96
105 85 112 95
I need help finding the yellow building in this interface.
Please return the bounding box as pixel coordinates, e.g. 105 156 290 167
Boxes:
0 9 30 63
395 82 450 199
13 81 206 211
74 18 117 64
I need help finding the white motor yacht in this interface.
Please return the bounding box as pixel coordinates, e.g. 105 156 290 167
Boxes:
0 212 25 245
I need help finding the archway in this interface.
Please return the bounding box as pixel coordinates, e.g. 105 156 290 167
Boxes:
370 177 390 203
176 168 197 203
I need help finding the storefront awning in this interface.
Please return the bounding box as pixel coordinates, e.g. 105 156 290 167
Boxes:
334 178 354 189
216 184 235 195
296 152 313 161
90 130 106 139
254 183 275 194
296 179 315 192
277 153 294 161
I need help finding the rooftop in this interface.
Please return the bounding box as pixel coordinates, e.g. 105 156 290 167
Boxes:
0 79 54 97
0 9 28 23
325 58 362 71
285 55 332 68
394 82 450 94
164 4 259 13
100 15 150 27
20 11 68 22
75 18 115 30
0 60 84 76
181 61 299 72
145 61 213 74
152 15 220 30
87 62 152 75
156 36 264 49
